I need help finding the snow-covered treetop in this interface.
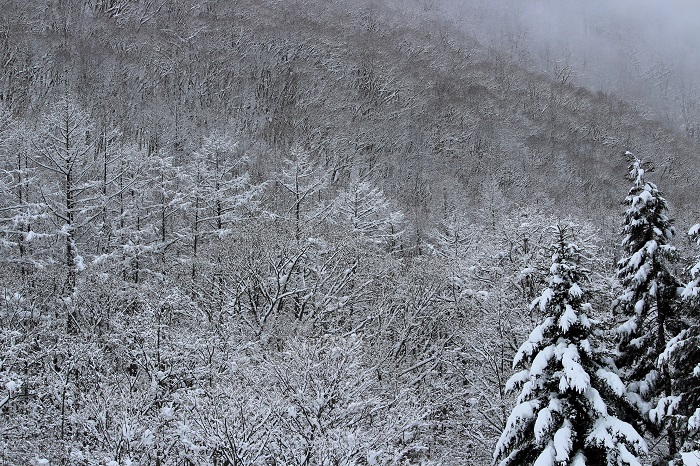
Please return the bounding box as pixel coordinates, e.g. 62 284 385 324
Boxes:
626 152 646 188
621 153 675 254
530 225 590 320
616 152 676 313
513 225 594 378
682 224 700 300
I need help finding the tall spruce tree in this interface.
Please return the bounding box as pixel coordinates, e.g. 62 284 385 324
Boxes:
613 153 680 451
650 223 700 463
494 224 647 466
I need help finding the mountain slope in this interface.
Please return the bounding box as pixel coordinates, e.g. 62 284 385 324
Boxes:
1 0 697 230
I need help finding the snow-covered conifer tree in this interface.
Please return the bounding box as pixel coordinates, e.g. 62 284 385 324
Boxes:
276 147 329 243
336 177 404 249
183 132 260 279
650 224 700 462
0 104 46 278
31 98 101 333
494 224 647 466
613 153 679 427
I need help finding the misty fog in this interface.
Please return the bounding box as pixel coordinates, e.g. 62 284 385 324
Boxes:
406 0 700 137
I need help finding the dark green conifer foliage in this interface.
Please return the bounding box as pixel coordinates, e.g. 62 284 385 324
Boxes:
495 224 646 466
614 153 678 408
651 224 700 463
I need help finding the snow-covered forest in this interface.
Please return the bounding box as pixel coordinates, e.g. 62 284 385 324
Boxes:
1 0 699 464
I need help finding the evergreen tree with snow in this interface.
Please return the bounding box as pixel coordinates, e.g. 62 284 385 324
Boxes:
650 224 700 463
494 224 647 466
613 153 679 438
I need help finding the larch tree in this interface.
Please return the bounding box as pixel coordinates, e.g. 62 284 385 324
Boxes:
0 103 45 281
613 152 680 453
650 223 700 463
31 98 99 332
140 146 188 276
275 147 329 244
95 143 151 284
182 131 259 281
335 176 404 251
494 224 647 466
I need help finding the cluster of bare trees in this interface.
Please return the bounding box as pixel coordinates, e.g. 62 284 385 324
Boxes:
1 0 699 464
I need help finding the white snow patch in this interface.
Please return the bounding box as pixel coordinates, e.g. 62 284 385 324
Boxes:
587 417 647 456
628 250 644 269
579 339 592 355
75 255 86 272
505 369 529 393
658 330 687 366
688 407 700 430
633 264 649 284
533 443 555 466
650 395 681 424
533 288 554 313
531 345 555 377
553 422 573 462
561 344 589 393
534 407 554 442
681 452 700 466
495 400 541 457
568 283 582 298
513 317 553 368
5 379 22 392
559 305 577 333
618 443 642 466
645 240 658 255
595 368 625 397
585 386 608 416
617 318 637 337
